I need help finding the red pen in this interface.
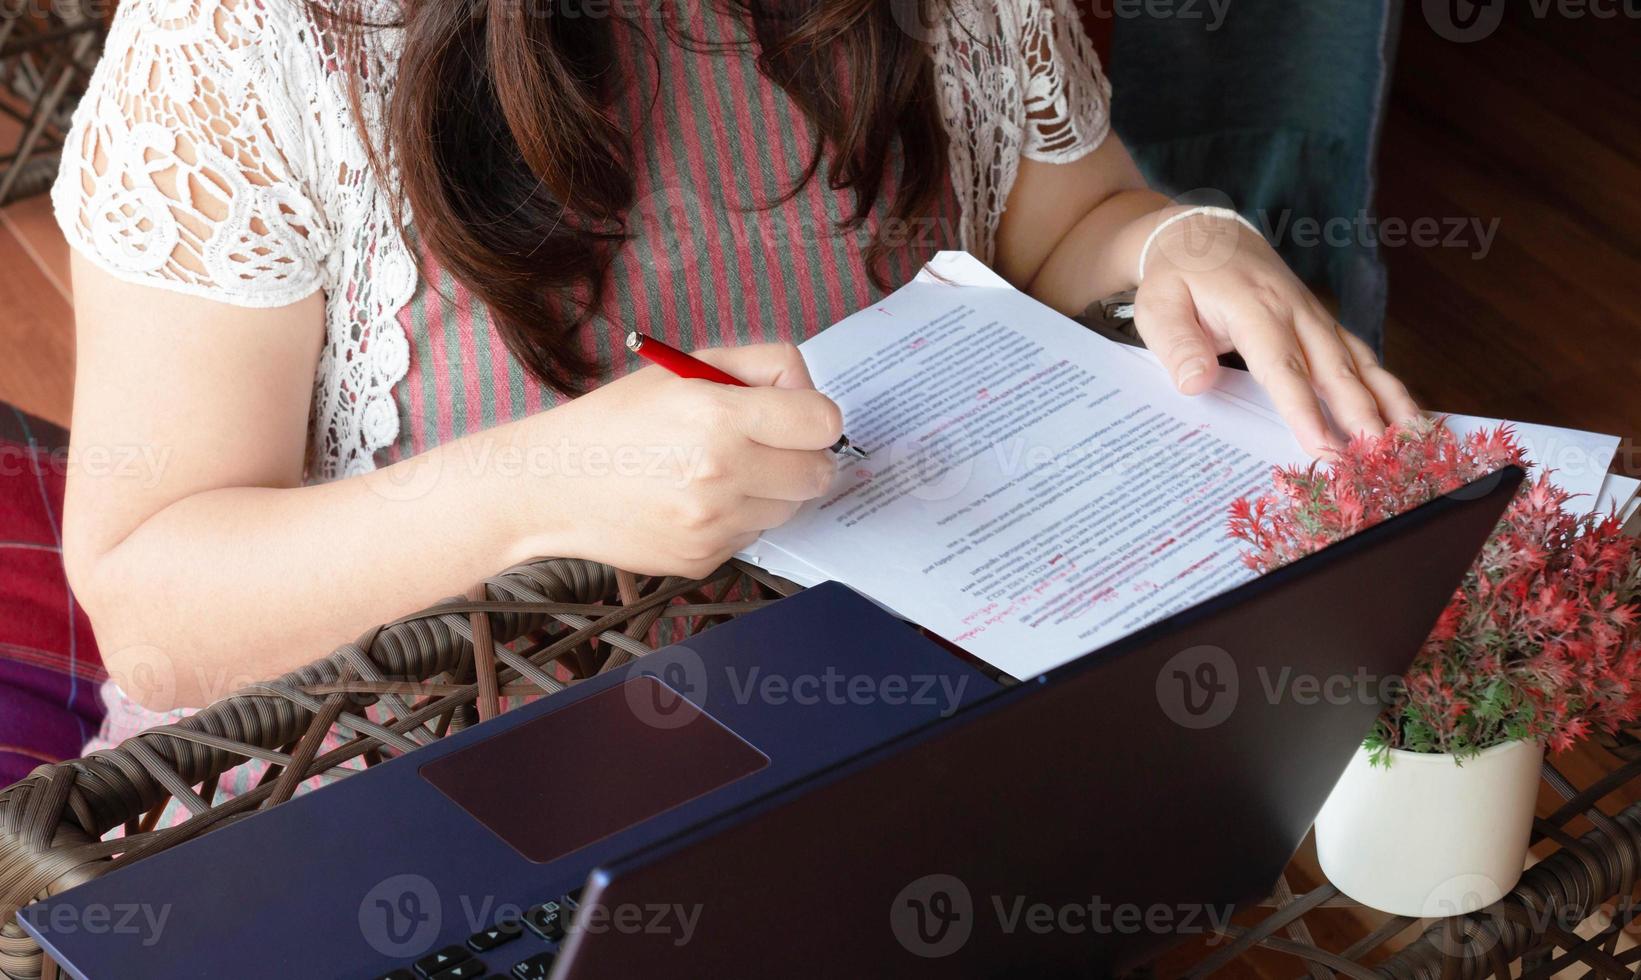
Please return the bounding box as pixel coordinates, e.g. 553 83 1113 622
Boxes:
626 332 869 460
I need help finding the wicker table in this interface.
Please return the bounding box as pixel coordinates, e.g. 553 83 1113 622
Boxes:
3 558 1639 979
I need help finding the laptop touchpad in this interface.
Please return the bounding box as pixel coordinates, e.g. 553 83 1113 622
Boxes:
420 675 768 864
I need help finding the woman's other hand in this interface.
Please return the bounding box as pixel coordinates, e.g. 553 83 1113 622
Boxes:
1131 209 1420 457
999 138 1421 460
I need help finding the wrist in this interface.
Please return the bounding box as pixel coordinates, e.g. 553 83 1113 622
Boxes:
486 408 595 569
1132 205 1262 284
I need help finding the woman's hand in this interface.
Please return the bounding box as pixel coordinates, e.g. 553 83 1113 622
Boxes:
537 342 843 578
1131 208 1420 457
999 141 1421 460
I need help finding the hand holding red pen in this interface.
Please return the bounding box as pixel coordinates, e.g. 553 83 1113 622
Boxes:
627 333 868 459
525 342 846 579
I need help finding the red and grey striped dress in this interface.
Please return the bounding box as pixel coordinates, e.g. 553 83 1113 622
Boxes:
380 3 960 463
87 1 961 822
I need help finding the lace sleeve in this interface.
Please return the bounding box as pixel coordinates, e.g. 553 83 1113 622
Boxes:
51 0 329 308
1017 0 1113 163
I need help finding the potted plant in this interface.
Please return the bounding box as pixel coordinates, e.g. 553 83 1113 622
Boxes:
1228 417 1641 917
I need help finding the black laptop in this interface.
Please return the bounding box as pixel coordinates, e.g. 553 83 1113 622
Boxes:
21 468 1522 979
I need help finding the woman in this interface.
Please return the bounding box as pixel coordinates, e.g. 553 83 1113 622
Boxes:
56 0 1416 718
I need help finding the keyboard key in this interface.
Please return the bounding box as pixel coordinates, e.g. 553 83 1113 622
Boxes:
512 951 557 979
467 920 523 953
415 945 472 977
373 971 416 980
523 901 565 942
431 960 488 980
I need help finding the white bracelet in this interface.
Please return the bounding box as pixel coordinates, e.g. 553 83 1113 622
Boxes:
1136 206 1262 284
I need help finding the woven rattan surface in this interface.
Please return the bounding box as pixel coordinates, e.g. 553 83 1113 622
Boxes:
4 557 1641 979
0 557 799 979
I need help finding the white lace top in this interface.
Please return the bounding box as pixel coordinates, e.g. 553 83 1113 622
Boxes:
53 0 1112 481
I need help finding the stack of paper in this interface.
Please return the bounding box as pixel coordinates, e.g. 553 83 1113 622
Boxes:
738 252 1635 680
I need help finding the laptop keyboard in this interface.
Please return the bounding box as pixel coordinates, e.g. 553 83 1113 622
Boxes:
372 889 581 980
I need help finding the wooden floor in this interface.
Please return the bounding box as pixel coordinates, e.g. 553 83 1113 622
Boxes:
1378 6 1641 477
0 113 75 428
0 5 1637 977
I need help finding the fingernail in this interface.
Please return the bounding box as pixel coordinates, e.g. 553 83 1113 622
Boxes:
1176 358 1208 387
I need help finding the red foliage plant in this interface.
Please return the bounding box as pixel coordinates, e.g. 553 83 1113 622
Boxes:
1228 417 1641 762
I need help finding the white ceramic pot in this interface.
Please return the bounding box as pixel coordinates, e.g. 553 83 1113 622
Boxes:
1314 738 1543 917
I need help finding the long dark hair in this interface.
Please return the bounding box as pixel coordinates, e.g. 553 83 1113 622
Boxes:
318 0 949 393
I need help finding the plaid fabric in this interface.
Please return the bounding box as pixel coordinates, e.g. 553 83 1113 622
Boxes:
0 404 105 787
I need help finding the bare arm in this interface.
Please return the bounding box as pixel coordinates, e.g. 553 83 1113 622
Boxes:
995 134 1419 457
64 254 840 710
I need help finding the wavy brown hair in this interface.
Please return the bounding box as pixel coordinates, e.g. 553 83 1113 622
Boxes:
316 0 950 393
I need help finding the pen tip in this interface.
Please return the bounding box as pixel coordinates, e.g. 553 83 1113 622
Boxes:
625 331 642 352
